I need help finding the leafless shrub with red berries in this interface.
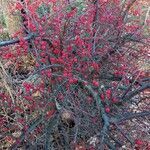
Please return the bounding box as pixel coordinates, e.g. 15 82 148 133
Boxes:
0 0 149 149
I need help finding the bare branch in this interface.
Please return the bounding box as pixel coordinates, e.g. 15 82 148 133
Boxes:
0 33 36 47
115 111 150 123
78 78 110 145
122 82 150 101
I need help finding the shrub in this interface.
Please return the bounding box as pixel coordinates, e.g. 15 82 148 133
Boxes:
0 0 149 149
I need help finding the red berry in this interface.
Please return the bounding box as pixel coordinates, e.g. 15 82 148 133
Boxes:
41 45 46 50
93 80 99 87
46 70 52 78
46 110 55 119
106 89 111 99
106 89 111 94
92 62 99 70
15 2 23 10
135 139 143 145
112 98 118 103
100 94 105 101
105 107 110 113
69 78 78 84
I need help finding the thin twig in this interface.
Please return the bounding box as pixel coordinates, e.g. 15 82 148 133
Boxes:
116 111 150 123
115 123 134 145
0 61 15 104
122 82 150 101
